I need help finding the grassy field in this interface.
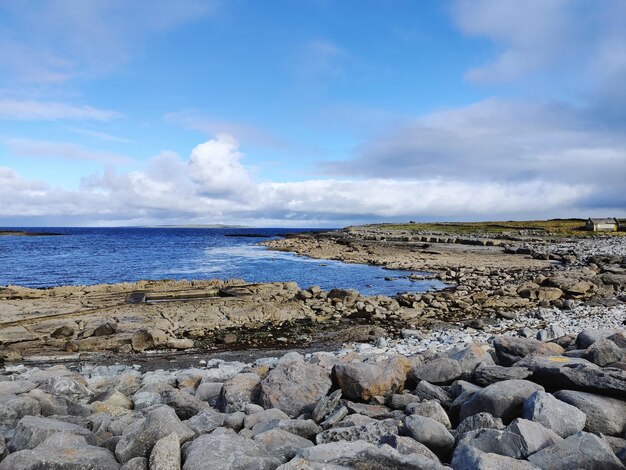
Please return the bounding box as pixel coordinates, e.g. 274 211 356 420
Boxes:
376 219 626 237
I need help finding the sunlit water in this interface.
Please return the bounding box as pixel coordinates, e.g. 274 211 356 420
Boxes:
0 227 447 296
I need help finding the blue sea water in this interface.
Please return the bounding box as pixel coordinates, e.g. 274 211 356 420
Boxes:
0 227 447 296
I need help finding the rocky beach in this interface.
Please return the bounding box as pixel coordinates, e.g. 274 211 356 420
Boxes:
0 224 625 469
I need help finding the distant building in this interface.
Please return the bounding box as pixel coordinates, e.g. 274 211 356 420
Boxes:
618 219 626 232
586 218 618 232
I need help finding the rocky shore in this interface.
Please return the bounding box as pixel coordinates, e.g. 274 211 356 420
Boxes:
0 324 624 469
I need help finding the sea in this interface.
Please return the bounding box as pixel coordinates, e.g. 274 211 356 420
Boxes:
0 227 447 296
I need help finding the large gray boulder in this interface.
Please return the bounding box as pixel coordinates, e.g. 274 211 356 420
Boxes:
278 440 447 469
553 389 626 436
507 418 562 456
261 354 332 418
115 406 194 464
250 418 321 440
404 415 454 457
411 357 462 385
472 365 532 386
218 373 260 413
0 432 120 470
316 418 398 445
455 412 505 436
458 380 544 422
182 427 281 470
583 338 624 367
522 390 586 438
183 409 226 436
148 432 180 470
406 400 451 428
493 336 564 366
253 428 314 462
161 388 211 420
576 329 621 349
456 428 525 459
451 443 540 470
332 356 410 401
8 415 96 452
528 431 624 469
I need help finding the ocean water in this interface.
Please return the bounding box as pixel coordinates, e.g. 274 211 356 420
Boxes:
0 227 447 296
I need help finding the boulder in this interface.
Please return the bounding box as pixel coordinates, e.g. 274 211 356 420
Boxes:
243 408 289 429
528 431 624 470
115 406 194 464
253 428 313 462
379 434 441 463
315 418 398 445
493 336 564 366
451 443 540 470
149 432 180 470
472 365 532 386
218 373 260 413
459 380 544 423
183 409 226 436
0 432 120 470
250 418 321 440
332 356 410 401
311 389 342 423
182 427 281 470
456 428 525 459
406 400 451 428
522 390 586 438
583 338 624 367
411 357 462 385
161 388 210 420
131 330 154 352
553 389 626 436
455 412 505 436
120 457 148 470
9 415 96 452
404 415 454 457
507 418 562 456
260 355 331 417
576 329 621 349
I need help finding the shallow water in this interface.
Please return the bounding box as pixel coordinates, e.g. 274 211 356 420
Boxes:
0 227 447 296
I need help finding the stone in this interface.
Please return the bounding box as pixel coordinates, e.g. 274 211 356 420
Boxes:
182 427 281 470
389 393 421 410
194 382 222 406
253 428 314 462
121 457 148 470
451 443 540 470
320 406 349 429
115 406 194 464
27 389 68 417
149 432 180 470
536 324 566 341
311 389 342 423
51 325 74 338
91 389 134 410
457 428 525 459
507 418 562 456
450 344 496 377
411 357 462 385
583 338 624 367
406 400 451 428
0 432 120 470
455 412 505 436
576 329 620 349
404 415 454 457
0 381 35 395
243 408 289 429
183 410 225 436
522 390 586 438
414 380 452 405
459 380 544 423
528 431 624 470
345 402 394 419
8 415 96 452
93 321 117 337
280 440 446 469
250 418 321 440
166 338 194 350
161 388 210 420
332 356 410 401
553 389 626 436
223 411 245 432
316 418 398 445
493 336 564 366
39 376 92 401
379 434 441 463
218 373 260 413
132 330 155 352
472 365 532 386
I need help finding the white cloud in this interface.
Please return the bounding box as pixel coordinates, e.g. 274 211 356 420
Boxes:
67 128 131 143
6 138 132 165
0 100 121 121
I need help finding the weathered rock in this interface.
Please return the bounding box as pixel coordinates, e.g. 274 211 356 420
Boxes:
414 380 452 405
261 355 331 418
115 406 194 464
183 409 225 436
583 338 624 367
404 415 454 457
253 428 313 462
132 330 155 352
528 431 624 470
223 411 245 432
576 329 621 349
316 418 398 445
120 457 148 470
250 418 321 440
493 336 564 366
9 415 96 452
389 393 421 410
194 382 222 406
161 388 210 420
27 389 68 417
0 432 120 470
553 389 626 436
0 381 35 395
280 440 446 469
320 406 348 429
455 412 505 436
93 321 117 337
379 434 441 463
456 428 525 459
149 432 180 470
243 408 289 429
406 400 451 428
536 324 566 341
39 376 92 401
450 344 496 377
182 427 281 470
412 357 462 385
332 355 410 401
522 390 586 438
451 443 540 470
459 380 544 423
311 389 342 423
345 402 394 419
507 418 562 456
218 373 260 413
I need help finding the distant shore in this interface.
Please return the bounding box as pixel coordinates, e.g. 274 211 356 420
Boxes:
0 229 62 237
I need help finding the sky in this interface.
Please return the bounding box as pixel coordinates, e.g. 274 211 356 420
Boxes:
0 0 625 227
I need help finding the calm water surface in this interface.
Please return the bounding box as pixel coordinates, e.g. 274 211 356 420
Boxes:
0 227 447 296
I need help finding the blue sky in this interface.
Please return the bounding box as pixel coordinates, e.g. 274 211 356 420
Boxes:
0 0 625 226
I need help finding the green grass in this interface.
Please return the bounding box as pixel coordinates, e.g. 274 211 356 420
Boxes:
372 219 625 237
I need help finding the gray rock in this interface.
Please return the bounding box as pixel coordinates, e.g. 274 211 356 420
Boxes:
412 357 462 385
9 415 96 452
457 428 524 459
132 383 171 410
311 389 342 423
253 428 314 462
39 376 92 401
223 411 245 432
414 380 452 405
115 406 194 464
316 418 398 445
280 440 446 469
0 432 120 470
451 443 540 470
120 457 148 470
193 382 221 406
320 405 349 429
335 414 376 428
379 434 441 463
218 373 260 413
149 432 180 470
577 329 620 349
406 400 451 428
459 380 544 423
528 431 624 470
450 344 496 377
404 415 454 457
553 389 626 436
0 381 36 395
183 409 226 436
244 408 289 429
250 418 321 439
27 389 68 417
493 336 564 366
537 324 566 342
583 338 624 367
182 427 281 470
522 390 586 438
455 412 505 436
507 418 562 456
243 403 264 415
161 388 210 420
345 402 394 419
332 356 410 401
472 365 532 386
389 393 421 410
